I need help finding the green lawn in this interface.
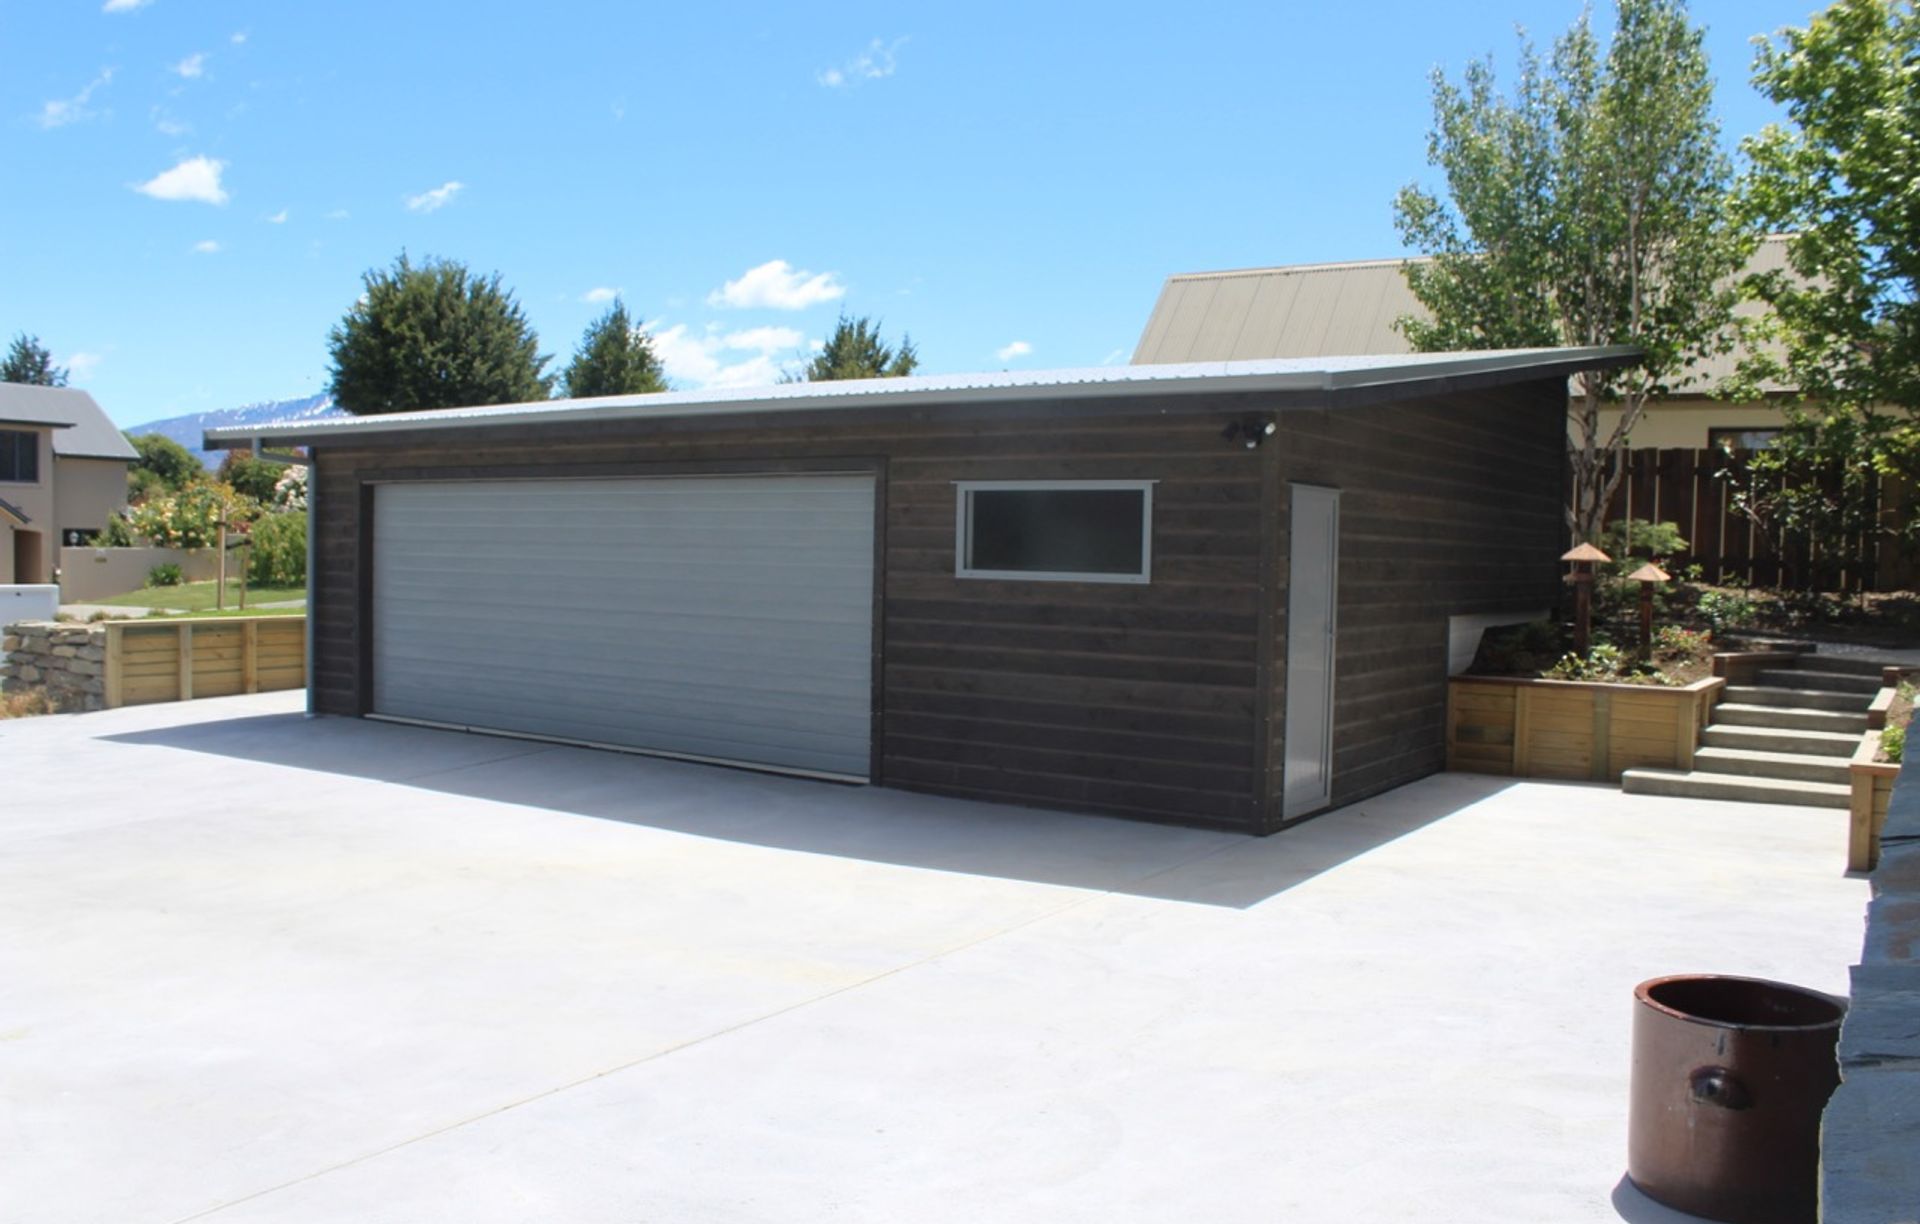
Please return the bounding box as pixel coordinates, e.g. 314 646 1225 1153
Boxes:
92 579 306 612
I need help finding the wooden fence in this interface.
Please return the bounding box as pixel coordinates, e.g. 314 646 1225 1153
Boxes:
104 616 306 708
1591 447 1890 592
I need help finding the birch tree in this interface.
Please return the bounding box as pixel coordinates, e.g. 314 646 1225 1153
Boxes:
1393 0 1753 542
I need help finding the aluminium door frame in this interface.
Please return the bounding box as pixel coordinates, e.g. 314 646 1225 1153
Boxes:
1282 481 1340 821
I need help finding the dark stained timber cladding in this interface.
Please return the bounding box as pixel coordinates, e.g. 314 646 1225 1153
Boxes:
308 410 1269 829
1269 378 1567 822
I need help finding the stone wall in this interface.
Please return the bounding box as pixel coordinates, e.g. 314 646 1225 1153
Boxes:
1 620 107 712
1821 751 1920 1222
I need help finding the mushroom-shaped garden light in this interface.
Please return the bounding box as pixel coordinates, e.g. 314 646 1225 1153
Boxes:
1562 542 1613 656
1627 562 1670 656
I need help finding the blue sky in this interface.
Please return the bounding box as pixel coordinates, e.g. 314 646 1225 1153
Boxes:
2 0 1826 428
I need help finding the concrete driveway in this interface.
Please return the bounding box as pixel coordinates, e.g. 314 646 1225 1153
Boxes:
3 693 1867 1224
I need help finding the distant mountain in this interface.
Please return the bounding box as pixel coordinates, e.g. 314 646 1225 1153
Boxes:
125 393 344 468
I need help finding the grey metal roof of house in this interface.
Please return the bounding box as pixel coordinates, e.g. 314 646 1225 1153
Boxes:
0 383 139 461
204 347 1639 448
1133 236 1792 390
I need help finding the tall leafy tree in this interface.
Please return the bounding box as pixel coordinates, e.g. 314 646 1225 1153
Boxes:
1392 0 1752 542
125 431 203 499
561 299 667 398
327 253 552 415
796 315 918 382
1731 0 1920 564
1 334 69 386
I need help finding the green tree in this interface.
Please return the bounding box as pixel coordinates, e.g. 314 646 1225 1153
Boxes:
217 452 285 503
246 511 307 586
1731 0 1920 567
1 334 68 386
1392 0 1753 543
560 299 667 398
796 315 918 382
125 432 203 499
327 253 552 415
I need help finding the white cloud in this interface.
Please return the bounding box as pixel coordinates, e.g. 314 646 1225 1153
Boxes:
132 155 228 204
230 31 247 44
404 180 462 213
63 352 104 381
172 52 206 78
324 208 350 220
648 322 803 389
103 0 151 12
581 286 620 304
265 208 288 224
191 239 220 254
996 340 1033 362
724 326 804 352
707 259 845 311
818 37 906 88
38 68 114 129
151 107 190 136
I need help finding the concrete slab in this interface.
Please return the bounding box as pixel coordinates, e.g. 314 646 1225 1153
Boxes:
0 694 1869 1224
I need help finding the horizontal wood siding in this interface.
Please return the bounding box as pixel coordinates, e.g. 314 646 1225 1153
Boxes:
309 409 1269 829
1271 379 1568 818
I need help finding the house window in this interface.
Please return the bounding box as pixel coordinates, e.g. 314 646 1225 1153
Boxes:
955 481 1154 583
0 430 39 483
1709 427 1780 453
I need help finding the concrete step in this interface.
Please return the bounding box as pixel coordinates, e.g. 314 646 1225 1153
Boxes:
1701 724 1863 758
1621 768 1850 809
1757 668 1885 695
1712 703 1871 734
1783 654 1892 678
1692 745 1852 786
1723 684 1871 713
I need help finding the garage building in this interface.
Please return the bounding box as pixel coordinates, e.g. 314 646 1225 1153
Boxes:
209 348 1631 833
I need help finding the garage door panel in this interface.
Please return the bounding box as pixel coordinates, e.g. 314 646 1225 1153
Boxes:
372 475 876 779
378 642 875 703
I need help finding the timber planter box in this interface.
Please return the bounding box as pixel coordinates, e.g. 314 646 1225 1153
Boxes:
1447 675 1724 783
1848 732 1898 873
104 615 307 708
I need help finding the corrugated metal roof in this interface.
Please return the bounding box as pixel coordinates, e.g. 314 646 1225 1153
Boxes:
0 383 139 461
204 347 1639 448
1133 238 1792 390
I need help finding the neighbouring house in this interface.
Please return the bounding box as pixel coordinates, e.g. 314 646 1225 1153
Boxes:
0 383 138 586
209 346 1631 833
1134 235 1793 451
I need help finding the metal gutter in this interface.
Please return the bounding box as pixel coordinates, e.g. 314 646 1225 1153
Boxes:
204 347 1640 449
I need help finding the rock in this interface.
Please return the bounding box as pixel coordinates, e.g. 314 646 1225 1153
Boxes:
67 659 101 677
51 646 77 659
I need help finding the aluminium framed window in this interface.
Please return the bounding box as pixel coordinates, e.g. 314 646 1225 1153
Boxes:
954 480 1155 584
0 430 38 484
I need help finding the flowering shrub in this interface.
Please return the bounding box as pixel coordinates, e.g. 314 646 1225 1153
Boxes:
272 465 309 512
126 481 257 550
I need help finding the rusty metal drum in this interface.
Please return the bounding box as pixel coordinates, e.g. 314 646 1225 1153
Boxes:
1628 975 1846 1224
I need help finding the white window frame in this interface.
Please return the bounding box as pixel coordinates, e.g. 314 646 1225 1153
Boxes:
953 479 1155 584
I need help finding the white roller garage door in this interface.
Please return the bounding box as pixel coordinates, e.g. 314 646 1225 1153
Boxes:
371 473 876 780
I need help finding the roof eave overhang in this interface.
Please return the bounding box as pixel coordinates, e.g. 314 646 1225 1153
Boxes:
205 347 1641 451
